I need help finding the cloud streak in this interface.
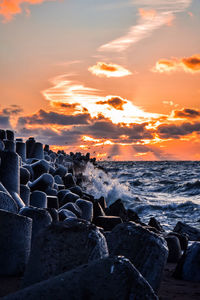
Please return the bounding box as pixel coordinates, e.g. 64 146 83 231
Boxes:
98 0 192 52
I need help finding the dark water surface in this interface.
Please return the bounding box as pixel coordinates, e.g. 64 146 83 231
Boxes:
83 161 200 230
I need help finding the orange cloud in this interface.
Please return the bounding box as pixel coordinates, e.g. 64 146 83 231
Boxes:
0 0 54 22
96 97 127 110
88 62 132 78
152 54 200 73
42 74 161 124
139 8 157 19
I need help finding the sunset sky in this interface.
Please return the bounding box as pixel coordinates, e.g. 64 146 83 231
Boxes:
0 0 200 160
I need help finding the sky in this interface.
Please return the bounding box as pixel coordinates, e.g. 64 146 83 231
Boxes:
0 0 200 160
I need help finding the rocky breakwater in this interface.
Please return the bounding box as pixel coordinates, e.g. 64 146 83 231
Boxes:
0 128 199 299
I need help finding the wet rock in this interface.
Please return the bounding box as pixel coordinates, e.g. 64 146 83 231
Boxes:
76 199 93 222
3 256 158 300
105 199 127 221
106 222 168 292
93 201 105 220
126 209 141 223
148 217 164 232
22 220 108 287
30 191 47 208
19 207 52 241
165 236 182 263
94 216 122 231
0 210 32 275
0 191 18 213
97 196 107 210
173 221 200 241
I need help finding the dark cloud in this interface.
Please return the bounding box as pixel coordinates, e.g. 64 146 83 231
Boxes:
17 109 91 126
157 122 200 139
0 115 11 129
1 104 23 116
84 120 153 141
173 108 200 119
96 97 127 110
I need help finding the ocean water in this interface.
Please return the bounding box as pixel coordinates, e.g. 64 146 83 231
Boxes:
83 161 200 231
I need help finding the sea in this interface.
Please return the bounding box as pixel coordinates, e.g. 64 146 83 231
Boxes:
82 161 200 231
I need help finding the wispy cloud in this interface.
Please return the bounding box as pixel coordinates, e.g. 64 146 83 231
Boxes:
152 54 200 73
88 62 132 78
42 74 161 124
98 0 192 52
0 0 56 22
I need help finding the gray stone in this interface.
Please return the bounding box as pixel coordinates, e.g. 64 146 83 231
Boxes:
75 199 93 222
106 222 168 292
182 242 200 281
0 209 32 275
165 236 182 263
54 166 67 177
20 184 30 206
59 202 82 218
94 216 122 231
59 209 77 221
22 220 108 287
0 151 24 209
3 256 158 300
16 141 26 162
20 167 30 185
19 207 52 241
60 191 79 207
173 221 200 241
0 191 18 213
31 159 50 179
29 173 54 192
30 191 47 208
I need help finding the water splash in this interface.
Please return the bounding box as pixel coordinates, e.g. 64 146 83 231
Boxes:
82 162 136 206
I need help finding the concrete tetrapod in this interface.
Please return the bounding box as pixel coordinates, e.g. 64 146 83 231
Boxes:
3 256 158 300
0 209 32 275
106 221 168 292
22 220 108 287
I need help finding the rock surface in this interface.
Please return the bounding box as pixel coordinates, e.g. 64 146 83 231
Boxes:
3 257 158 300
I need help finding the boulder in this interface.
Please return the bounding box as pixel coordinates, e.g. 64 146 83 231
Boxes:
63 173 76 188
165 236 182 263
148 217 164 232
173 221 200 241
29 173 54 192
76 199 93 222
0 191 18 213
94 216 122 231
19 207 52 241
0 210 32 275
106 222 168 292
30 191 47 208
175 242 200 282
22 220 108 287
3 256 158 300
